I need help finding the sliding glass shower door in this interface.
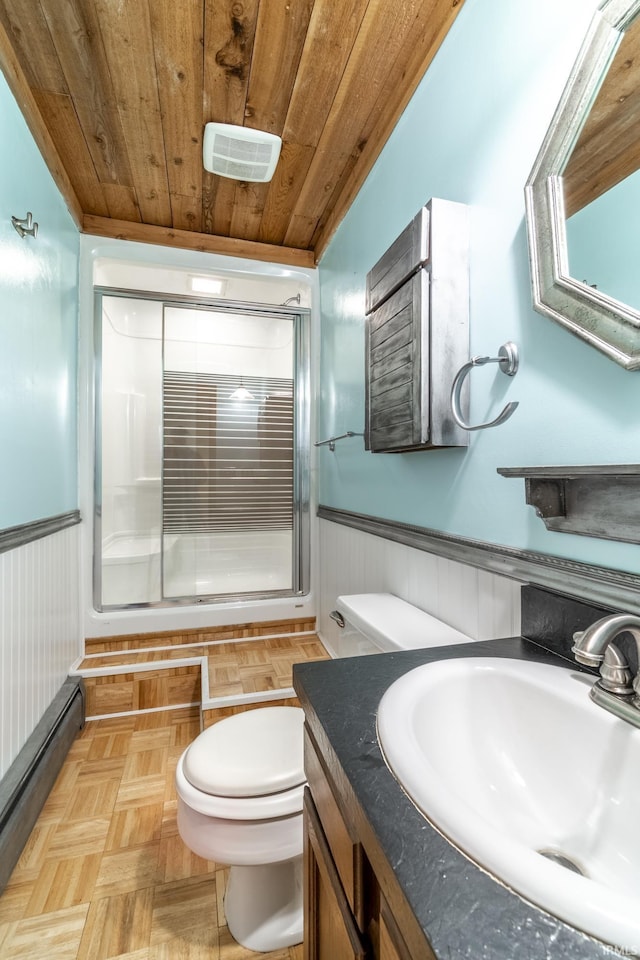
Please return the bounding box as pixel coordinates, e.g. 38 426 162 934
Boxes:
95 291 309 610
161 304 297 599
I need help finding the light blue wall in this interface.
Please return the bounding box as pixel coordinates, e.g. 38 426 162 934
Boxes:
317 0 640 572
567 168 640 308
0 72 79 529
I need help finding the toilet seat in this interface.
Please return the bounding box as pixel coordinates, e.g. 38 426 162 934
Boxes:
176 754 305 819
177 705 306 820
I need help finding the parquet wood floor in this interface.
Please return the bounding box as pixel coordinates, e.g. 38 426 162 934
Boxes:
79 632 329 720
0 706 303 960
205 635 328 701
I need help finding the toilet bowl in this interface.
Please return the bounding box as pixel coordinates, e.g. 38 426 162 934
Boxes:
176 595 471 950
175 705 305 952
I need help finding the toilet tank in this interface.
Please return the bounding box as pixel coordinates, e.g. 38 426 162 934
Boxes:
329 593 473 658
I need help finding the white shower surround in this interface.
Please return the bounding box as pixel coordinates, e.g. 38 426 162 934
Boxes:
101 529 294 606
79 237 319 639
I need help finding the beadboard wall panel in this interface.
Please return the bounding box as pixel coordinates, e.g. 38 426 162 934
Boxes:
318 518 522 655
0 523 81 779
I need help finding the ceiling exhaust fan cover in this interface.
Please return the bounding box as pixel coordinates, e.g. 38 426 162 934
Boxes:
203 122 282 182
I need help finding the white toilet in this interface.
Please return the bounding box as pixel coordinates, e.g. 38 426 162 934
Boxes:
176 594 473 952
175 705 306 952
330 592 474 657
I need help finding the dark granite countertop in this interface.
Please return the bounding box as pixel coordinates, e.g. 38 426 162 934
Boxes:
293 635 628 960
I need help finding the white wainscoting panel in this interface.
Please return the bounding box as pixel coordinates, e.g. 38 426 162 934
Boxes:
318 518 522 655
0 524 81 780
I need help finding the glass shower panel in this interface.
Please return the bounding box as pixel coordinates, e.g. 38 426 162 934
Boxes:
98 296 163 606
162 306 295 599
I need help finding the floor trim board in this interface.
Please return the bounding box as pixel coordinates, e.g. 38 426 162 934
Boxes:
0 677 85 893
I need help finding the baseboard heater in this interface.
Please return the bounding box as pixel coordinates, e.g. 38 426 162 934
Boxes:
0 677 85 893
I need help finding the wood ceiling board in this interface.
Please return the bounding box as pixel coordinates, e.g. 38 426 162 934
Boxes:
82 215 316 268
0 0 69 94
284 214 318 255
38 0 134 188
223 8 328 248
282 0 371 148
149 0 204 204
170 193 203 235
203 174 237 237
102 183 142 223
203 0 259 126
93 0 172 227
243 0 315 135
254 0 371 246
0 16 82 226
229 181 271 242
283 0 433 250
258 141 316 246
31 90 109 218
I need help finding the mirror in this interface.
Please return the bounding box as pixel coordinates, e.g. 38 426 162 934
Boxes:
526 0 640 369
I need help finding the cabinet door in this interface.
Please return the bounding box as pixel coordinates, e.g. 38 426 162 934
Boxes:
379 916 404 960
304 789 369 960
378 899 411 960
365 271 430 453
304 729 364 926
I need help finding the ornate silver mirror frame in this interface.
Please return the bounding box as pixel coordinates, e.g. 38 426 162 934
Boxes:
525 0 640 370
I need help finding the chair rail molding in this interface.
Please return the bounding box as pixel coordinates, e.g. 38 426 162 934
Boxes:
318 505 640 616
0 510 81 555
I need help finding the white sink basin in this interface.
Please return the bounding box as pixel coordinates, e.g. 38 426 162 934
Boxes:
377 657 640 951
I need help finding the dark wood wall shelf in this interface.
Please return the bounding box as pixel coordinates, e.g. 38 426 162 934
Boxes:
497 464 640 544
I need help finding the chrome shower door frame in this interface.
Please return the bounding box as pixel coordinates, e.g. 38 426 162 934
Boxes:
93 286 311 611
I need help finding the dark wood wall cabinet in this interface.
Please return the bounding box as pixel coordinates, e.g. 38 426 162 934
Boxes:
303 727 433 960
364 199 469 453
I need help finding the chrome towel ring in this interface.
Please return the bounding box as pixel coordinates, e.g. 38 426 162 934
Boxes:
450 342 519 431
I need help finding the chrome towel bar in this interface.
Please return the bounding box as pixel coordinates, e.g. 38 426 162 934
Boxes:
314 431 364 452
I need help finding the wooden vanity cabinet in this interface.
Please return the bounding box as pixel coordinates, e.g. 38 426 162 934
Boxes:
304 791 368 960
378 900 414 960
303 727 422 960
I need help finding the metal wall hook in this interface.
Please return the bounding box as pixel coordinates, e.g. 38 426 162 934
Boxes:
11 212 38 238
314 430 364 452
450 341 519 431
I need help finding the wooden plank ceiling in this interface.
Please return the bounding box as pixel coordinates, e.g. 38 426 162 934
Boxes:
0 0 465 267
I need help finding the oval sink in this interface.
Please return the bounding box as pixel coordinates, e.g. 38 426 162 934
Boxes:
377 657 640 951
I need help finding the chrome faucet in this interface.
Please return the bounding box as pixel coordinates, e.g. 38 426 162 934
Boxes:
572 614 640 728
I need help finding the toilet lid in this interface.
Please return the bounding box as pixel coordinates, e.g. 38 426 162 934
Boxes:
183 705 305 798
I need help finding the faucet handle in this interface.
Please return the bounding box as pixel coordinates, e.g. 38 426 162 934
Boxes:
599 644 634 696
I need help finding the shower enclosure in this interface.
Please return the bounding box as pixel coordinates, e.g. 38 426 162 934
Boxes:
94 289 310 609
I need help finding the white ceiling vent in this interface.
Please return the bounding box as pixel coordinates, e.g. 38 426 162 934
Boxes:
203 122 282 183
